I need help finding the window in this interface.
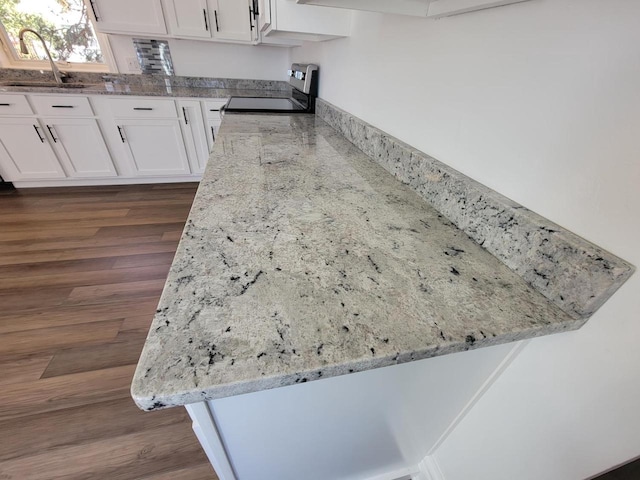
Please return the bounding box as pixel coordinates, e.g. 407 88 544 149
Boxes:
0 0 111 71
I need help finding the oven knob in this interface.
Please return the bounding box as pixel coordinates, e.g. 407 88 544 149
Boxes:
287 70 294 77
294 71 305 80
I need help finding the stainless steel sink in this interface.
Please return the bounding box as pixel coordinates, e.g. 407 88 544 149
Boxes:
0 81 95 89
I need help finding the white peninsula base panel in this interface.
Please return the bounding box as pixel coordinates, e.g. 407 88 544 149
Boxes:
186 341 525 480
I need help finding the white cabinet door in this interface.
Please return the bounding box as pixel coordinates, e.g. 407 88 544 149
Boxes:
116 119 192 176
0 118 65 181
268 0 350 39
178 101 210 174
163 0 212 38
211 0 253 42
205 117 222 153
257 0 271 32
201 100 226 153
42 118 117 178
88 0 167 34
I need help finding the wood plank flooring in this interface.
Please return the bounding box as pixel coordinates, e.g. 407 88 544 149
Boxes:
0 183 218 480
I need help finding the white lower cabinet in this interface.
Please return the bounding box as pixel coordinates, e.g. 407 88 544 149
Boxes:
205 118 222 153
115 119 192 176
202 99 226 153
0 93 227 186
0 117 66 180
41 118 117 178
179 100 211 174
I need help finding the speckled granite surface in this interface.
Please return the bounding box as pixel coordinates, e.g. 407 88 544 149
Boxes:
0 84 290 99
0 69 290 98
131 114 584 411
316 99 634 320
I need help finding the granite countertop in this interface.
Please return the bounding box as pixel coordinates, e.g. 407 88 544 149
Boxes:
130 113 583 411
0 83 290 99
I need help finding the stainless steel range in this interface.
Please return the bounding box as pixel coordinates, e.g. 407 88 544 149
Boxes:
226 63 319 114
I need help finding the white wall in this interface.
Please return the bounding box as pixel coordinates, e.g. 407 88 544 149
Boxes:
108 35 291 79
211 342 519 480
293 1 640 478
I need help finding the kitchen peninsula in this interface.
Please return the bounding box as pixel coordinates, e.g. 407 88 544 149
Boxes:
131 108 632 480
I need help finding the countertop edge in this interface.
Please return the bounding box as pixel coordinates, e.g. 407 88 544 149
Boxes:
132 317 586 411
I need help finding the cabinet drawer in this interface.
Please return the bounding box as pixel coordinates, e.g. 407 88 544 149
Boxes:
109 98 178 118
0 94 34 115
29 95 94 116
204 99 228 115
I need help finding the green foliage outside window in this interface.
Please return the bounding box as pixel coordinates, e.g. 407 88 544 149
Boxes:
0 0 103 63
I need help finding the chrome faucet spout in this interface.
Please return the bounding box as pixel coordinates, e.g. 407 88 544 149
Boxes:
18 28 67 85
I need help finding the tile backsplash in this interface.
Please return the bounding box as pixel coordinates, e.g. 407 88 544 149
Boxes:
133 39 174 76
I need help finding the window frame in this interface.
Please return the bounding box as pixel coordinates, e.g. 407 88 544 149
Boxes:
0 5 118 73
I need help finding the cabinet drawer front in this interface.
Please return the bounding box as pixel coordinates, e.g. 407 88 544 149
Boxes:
204 99 228 115
29 95 94 116
0 94 34 116
109 98 178 118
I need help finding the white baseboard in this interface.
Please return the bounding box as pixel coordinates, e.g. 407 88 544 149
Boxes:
12 175 202 188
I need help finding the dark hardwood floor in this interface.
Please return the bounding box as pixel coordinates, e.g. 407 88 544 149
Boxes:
0 183 218 479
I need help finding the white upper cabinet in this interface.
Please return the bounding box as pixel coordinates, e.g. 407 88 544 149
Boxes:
295 0 531 18
162 0 212 38
86 0 167 35
162 0 255 42
210 0 254 42
260 0 350 42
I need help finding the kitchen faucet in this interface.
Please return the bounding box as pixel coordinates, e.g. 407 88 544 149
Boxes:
18 28 67 85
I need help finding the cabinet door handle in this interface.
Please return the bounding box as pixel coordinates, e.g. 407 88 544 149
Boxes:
117 126 126 143
46 125 59 143
214 10 219 32
248 6 254 30
182 107 189 125
89 0 100 21
203 9 209 31
51 105 74 108
133 107 153 111
211 126 216 142
33 125 45 143
0 103 11 106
